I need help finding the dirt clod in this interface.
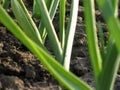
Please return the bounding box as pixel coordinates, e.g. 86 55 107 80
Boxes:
0 75 24 90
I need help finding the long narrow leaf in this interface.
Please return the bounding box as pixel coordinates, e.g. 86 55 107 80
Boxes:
63 0 79 70
96 1 120 90
11 0 43 45
97 22 105 61
38 0 60 44
96 0 120 56
84 0 102 88
32 0 41 18
59 0 66 48
32 0 52 19
36 0 63 63
1 0 10 9
0 6 92 90
111 0 119 16
99 38 120 90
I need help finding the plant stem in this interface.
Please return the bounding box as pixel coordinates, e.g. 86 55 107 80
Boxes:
63 0 79 70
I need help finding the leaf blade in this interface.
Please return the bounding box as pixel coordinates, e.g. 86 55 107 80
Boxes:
11 0 43 45
0 6 92 90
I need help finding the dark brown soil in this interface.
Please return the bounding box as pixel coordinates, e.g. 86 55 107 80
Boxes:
0 0 120 90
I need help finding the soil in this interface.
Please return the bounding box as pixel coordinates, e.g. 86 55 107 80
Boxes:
0 0 120 90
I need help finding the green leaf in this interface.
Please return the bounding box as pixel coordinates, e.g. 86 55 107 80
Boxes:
32 0 41 18
59 0 66 48
63 0 79 70
96 0 120 56
36 0 63 63
32 0 52 19
97 22 106 61
0 6 92 90
38 0 60 44
99 38 120 90
11 0 43 46
1 0 10 9
84 0 102 89
111 0 119 16
96 0 120 90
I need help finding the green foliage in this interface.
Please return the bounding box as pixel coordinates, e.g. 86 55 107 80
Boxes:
0 1 91 89
11 0 43 46
1 0 10 9
0 0 120 90
84 0 120 90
